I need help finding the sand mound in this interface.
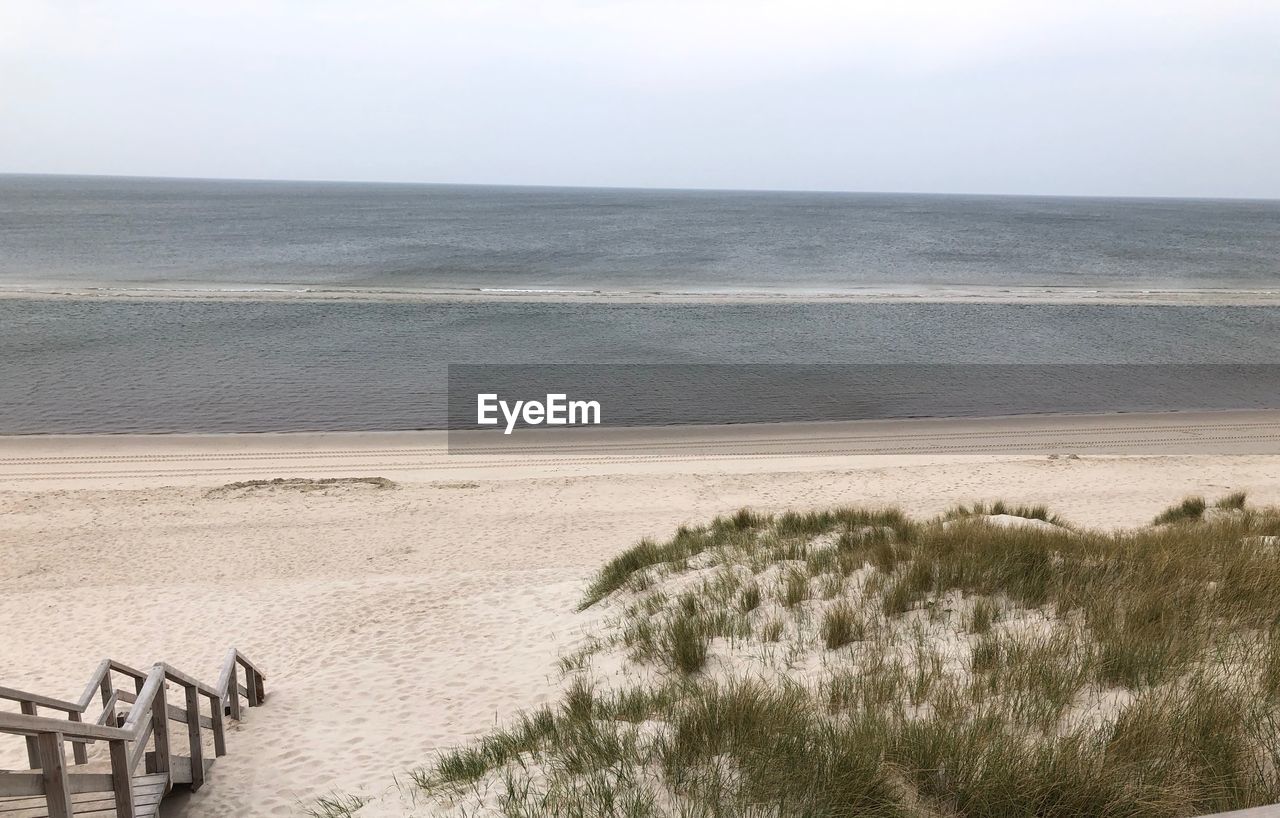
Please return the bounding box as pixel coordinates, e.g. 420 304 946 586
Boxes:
941 513 1065 531
204 476 397 498
981 512 1066 530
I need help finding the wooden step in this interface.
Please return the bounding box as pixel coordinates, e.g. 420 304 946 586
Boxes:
0 770 167 817
0 650 265 818
164 755 213 787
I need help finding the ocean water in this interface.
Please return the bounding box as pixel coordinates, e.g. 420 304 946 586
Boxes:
3 300 1279 433
2 175 1278 434
3 174 1280 294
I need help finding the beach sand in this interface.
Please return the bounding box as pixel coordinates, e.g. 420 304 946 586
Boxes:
3 412 1280 815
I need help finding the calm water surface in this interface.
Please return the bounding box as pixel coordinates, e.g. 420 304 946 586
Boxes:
4 300 1278 433
3 175 1279 294
3 176 1278 433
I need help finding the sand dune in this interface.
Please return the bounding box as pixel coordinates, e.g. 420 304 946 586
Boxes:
2 412 1280 814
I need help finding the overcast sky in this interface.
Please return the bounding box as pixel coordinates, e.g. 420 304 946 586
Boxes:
2 1 1278 197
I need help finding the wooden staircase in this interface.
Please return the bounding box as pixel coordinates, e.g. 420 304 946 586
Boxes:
0 650 265 817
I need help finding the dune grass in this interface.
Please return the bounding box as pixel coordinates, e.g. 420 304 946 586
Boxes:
943 499 1064 526
302 793 370 818
408 493 1280 817
1218 490 1250 510
1153 495 1209 524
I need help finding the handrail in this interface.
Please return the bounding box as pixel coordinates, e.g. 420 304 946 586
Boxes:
95 692 120 726
0 711 132 742
120 667 165 733
0 657 153 717
215 649 266 696
157 664 221 701
0 648 267 817
74 659 112 713
0 686 82 715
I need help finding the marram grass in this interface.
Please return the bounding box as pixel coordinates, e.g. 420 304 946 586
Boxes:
400 492 1280 818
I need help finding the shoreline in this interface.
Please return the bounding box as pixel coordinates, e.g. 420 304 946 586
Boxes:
5 409 1280 489
2 406 1277 441
5 284 1280 306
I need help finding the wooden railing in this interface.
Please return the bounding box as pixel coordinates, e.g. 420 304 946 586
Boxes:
0 649 265 817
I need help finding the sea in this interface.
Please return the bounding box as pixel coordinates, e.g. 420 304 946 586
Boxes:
1 174 1278 434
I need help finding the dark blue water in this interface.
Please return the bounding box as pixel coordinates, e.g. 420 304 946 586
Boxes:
3 300 1278 433
3 175 1279 294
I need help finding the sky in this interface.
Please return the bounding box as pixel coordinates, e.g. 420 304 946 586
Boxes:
1 1 1278 197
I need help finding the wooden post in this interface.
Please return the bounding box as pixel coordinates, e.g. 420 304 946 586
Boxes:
36 731 73 818
20 701 41 769
184 684 205 790
109 738 137 818
210 694 227 757
253 670 265 705
246 665 260 707
227 665 242 720
149 682 171 781
68 710 90 764
100 669 114 707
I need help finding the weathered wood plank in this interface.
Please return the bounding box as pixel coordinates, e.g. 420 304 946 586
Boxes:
0 772 115 799
121 670 162 732
108 739 135 818
210 695 226 757
183 685 204 791
147 683 170 783
117 689 213 729
0 790 125 815
246 671 260 707
74 659 112 711
157 665 219 700
0 773 41 798
106 661 149 684
18 703 40 770
225 665 241 721
66 713 88 765
127 720 153 774
235 652 266 680
34 732 70 818
0 711 133 742
94 692 119 726
214 648 239 700
0 688 81 715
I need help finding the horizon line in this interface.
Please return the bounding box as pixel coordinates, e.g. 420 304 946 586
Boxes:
2 170 1277 204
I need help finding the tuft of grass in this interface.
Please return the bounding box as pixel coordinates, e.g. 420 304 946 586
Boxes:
781 567 810 607
881 574 914 616
1154 495 1207 525
1262 627 1280 700
821 601 863 649
968 597 999 634
945 499 1063 525
303 794 370 818
1217 490 1249 510
658 680 902 814
661 611 711 674
759 618 783 642
581 510 771 607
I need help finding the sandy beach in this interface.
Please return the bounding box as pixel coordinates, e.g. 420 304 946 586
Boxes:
3 412 1280 815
